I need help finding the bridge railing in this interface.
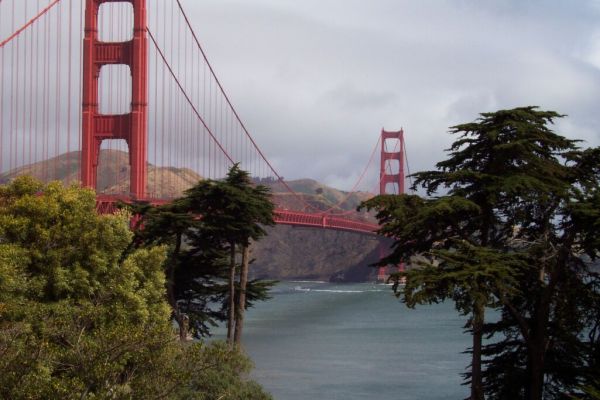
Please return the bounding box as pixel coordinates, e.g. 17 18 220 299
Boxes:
273 209 378 235
96 196 379 235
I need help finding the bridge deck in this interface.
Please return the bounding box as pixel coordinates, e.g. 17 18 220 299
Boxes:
96 195 378 235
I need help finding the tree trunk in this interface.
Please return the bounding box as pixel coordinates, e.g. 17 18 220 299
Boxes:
525 293 550 400
471 303 485 400
470 205 489 400
168 233 187 341
526 342 545 400
234 243 251 345
226 242 236 347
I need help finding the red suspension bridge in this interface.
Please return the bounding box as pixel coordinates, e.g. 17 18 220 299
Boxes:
0 0 409 240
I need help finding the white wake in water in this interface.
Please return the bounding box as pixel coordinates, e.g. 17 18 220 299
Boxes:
293 286 385 293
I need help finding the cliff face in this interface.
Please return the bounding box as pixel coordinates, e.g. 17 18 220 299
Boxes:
1 150 381 282
252 178 381 282
250 225 381 282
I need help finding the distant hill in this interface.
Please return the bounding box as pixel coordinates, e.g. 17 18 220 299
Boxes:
0 150 203 199
1 150 382 282
265 178 373 212
252 178 381 281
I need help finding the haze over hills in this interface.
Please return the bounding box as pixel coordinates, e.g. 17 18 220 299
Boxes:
0 150 203 198
0 150 381 282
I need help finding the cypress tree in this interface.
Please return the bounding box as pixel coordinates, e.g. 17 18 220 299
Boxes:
361 107 600 399
133 164 275 345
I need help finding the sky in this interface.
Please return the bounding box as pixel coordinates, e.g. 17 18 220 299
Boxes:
1 0 599 192
177 0 600 190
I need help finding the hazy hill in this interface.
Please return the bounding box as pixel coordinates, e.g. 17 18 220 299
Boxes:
254 178 381 281
0 150 203 199
1 150 381 282
266 178 373 212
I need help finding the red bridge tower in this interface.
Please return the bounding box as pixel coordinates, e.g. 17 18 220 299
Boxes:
379 128 405 195
378 128 405 282
82 0 148 198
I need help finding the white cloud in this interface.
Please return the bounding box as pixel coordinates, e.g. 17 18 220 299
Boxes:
3 0 599 190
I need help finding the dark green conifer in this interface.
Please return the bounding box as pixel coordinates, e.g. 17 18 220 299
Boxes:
361 107 600 399
133 164 275 345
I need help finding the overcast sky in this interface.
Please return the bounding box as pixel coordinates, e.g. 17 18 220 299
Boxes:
177 0 600 190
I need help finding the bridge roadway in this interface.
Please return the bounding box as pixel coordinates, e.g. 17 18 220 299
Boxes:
96 195 379 235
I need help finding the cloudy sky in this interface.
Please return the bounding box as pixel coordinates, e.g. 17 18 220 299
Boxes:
177 0 600 190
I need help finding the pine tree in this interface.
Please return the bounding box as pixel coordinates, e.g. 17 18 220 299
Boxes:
130 197 228 340
133 164 275 345
361 107 600 399
184 164 275 346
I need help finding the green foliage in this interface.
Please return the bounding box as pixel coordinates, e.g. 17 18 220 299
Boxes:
183 164 275 247
131 195 230 338
401 241 527 312
132 164 276 342
361 107 600 399
175 341 272 400
0 177 271 399
0 177 171 398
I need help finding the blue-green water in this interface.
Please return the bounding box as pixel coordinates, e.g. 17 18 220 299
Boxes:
214 281 470 400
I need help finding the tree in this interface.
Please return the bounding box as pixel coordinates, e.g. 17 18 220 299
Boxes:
362 193 523 399
130 198 229 341
0 176 172 398
133 164 275 346
175 341 273 400
183 164 275 346
0 176 272 399
361 107 600 399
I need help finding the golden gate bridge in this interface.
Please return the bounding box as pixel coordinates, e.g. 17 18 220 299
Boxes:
0 0 409 278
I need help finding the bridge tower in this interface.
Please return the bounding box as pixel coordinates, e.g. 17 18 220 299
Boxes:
82 0 148 199
379 128 405 196
378 128 405 282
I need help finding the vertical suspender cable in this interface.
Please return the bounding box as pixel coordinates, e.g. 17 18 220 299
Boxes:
203 58 206 177
27 0 35 168
0 34 4 173
43 8 49 181
146 27 234 166
213 74 217 177
168 0 173 190
221 95 225 174
208 65 212 178
178 7 184 192
403 136 413 191
196 37 201 177
183 14 188 189
160 0 166 195
21 0 28 169
66 0 72 184
190 26 195 179
10 1 16 172
44 4 49 180
17 1 21 170
224 95 228 174
152 0 158 198
193 42 197 176
176 8 181 192
77 0 83 182
55 0 61 180
34 0 41 170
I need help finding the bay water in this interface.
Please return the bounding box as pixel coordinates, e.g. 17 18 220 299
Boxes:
213 281 471 399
